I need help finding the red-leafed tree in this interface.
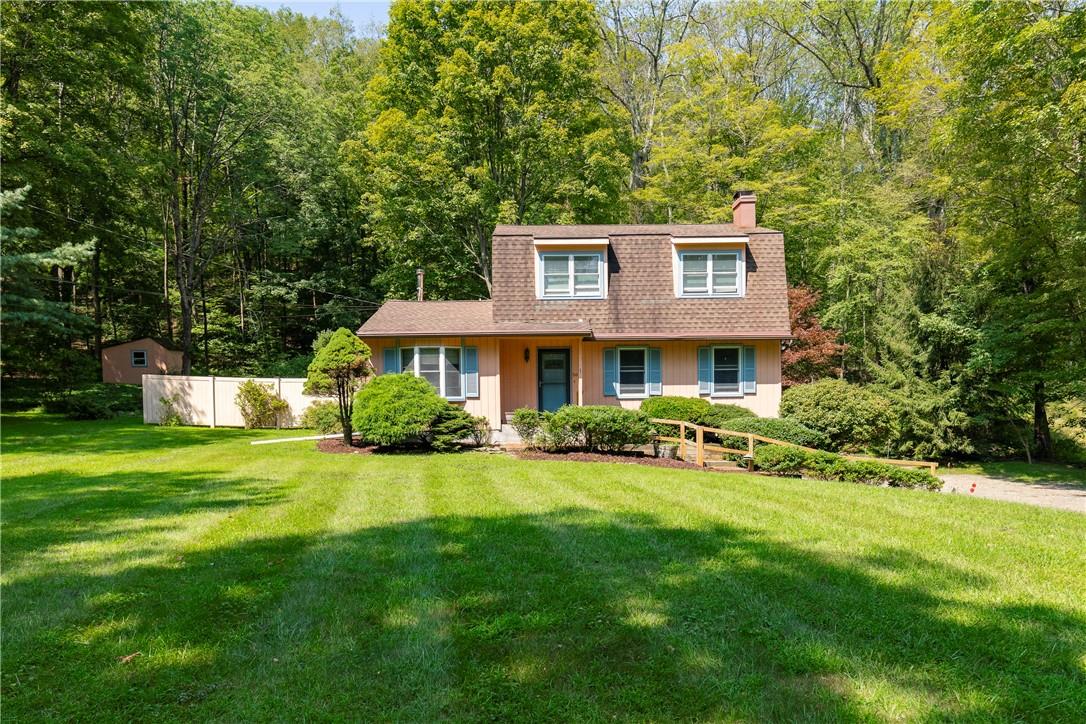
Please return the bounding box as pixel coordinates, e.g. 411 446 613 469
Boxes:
782 285 845 387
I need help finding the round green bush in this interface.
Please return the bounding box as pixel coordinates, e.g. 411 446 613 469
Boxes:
714 416 829 450
300 400 342 434
698 403 756 428
780 379 894 452
639 396 710 423
352 374 448 446
752 443 808 474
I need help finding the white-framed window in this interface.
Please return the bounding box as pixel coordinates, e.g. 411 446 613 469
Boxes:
712 346 741 396
676 249 744 297
131 350 148 368
617 347 648 397
537 251 605 299
399 346 464 400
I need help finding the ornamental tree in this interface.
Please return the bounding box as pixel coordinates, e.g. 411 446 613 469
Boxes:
305 328 371 445
781 285 845 387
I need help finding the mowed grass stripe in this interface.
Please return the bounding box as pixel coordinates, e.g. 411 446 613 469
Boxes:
485 462 863 721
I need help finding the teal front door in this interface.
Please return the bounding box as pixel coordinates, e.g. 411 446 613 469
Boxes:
538 349 570 412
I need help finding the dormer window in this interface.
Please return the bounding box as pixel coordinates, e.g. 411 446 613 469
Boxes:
676 249 744 297
537 251 605 299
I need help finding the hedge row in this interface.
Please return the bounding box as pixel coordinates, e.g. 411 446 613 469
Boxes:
639 396 755 431
511 406 654 453
753 444 942 490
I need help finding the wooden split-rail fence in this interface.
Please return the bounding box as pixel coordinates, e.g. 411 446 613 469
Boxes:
649 418 938 474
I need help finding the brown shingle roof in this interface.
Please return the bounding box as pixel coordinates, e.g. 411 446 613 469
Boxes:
491 225 791 338
358 224 791 340
356 300 591 337
493 223 780 237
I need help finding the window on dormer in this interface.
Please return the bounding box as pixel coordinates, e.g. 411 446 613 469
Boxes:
678 250 743 297
539 252 604 299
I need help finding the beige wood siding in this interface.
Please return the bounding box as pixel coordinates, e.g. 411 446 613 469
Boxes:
102 339 182 384
581 339 781 417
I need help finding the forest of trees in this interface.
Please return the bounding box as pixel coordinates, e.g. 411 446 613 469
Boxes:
2 0 1083 461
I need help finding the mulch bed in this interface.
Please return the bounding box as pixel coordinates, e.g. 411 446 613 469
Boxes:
316 438 378 455
513 449 738 472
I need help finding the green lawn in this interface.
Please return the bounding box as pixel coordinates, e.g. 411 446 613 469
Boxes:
947 460 1086 487
2 414 1084 721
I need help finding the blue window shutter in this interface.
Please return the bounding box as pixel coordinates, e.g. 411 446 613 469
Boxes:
603 348 617 397
697 347 712 395
382 347 398 375
742 345 757 394
647 348 662 396
463 346 479 398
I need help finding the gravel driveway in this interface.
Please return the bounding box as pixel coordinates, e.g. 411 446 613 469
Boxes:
939 473 1086 514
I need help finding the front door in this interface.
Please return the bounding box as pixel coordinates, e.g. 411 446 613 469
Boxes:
538 349 570 412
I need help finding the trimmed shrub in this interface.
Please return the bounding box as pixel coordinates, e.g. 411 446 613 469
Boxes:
300 400 342 434
640 396 710 424
511 408 545 445
698 403 757 428
547 405 655 453
235 379 289 429
429 405 481 452
753 444 942 490
513 405 654 452
351 373 448 447
714 416 829 450
751 444 808 474
780 379 894 452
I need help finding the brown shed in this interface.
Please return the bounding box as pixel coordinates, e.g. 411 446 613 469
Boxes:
101 337 182 384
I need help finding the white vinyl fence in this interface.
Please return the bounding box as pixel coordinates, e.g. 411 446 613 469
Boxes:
142 374 331 428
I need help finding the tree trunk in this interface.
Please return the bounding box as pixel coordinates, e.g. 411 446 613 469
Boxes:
92 238 102 357
1033 380 1053 460
339 379 353 446
179 286 194 374
201 275 210 371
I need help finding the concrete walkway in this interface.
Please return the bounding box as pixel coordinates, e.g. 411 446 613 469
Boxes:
939 473 1086 514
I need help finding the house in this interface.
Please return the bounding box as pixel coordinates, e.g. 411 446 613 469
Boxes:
357 191 790 431
101 337 182 384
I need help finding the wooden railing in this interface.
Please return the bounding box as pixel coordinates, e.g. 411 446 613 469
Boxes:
649 418 938 474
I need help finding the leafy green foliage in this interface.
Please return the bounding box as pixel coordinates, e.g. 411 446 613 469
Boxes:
750 444 811 474
351 373 448 447
698 403 757 428
235 380 289 429
514 405 654 453
428 406 488 453
158 394 184 427
714 417 829 452
353 0 626 296
306 328 371 443
780 380 893 452
510 408 545 445
753 444 942 491
300 401 343 435
639 396 711 424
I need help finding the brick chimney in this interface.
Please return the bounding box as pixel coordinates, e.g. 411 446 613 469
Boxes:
732 190 756 229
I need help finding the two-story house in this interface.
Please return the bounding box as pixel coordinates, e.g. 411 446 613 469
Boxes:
357 192 790 431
